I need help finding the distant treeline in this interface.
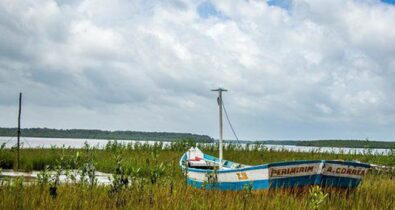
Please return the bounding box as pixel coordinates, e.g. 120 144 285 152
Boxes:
295 140 395 149
1 127 394 148
225 140 299 145
224 139 395 149
0 127 214 143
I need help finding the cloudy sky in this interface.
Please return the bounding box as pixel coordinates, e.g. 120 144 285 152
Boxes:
1 0 395 141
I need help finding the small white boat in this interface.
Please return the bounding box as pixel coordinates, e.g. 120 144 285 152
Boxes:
179 88 370 190
180 147 370 190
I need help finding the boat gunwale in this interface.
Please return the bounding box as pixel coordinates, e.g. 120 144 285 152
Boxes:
180 152 371 174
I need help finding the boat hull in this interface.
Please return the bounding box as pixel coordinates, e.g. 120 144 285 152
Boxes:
181 154 370 190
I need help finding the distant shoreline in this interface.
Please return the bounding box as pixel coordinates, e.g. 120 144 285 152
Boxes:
227 140 395 149
0 127 214 143
0 127 394 149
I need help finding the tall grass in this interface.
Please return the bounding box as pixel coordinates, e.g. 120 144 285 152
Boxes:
0 175 393 210
0 140 394 210
2 140 393 172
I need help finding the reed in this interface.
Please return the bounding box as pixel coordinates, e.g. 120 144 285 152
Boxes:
0 141 394 210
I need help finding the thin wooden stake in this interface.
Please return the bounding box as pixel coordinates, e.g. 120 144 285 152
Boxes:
17 92 22 171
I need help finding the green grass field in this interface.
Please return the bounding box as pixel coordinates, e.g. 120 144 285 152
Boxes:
0 141 394 209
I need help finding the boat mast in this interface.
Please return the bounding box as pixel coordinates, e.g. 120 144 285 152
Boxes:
211 88 227 170
17 92 22 171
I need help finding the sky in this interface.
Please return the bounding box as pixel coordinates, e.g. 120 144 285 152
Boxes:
0 0 395 141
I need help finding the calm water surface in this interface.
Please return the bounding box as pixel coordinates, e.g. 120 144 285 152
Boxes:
0 136 391 155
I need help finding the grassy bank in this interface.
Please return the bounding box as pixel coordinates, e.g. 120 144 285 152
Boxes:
1 141 394 172
0 175 394 210
0 141 394 209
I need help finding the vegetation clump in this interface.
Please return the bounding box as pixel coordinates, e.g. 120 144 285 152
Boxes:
0 140 394 209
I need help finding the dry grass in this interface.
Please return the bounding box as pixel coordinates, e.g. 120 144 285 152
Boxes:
0 141 394 210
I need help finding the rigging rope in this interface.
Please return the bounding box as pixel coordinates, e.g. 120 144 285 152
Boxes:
3 133 16 145
221 98 241 146
21 136 32 147
1 133 32 148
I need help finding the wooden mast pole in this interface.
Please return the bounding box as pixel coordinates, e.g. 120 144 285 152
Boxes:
17 92 22 171
211 88 227 170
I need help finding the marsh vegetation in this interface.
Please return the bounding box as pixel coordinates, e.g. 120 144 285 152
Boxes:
0 141 394 209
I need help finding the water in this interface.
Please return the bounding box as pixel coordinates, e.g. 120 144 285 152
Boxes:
0 136 169 149
0 136 391 155
1 170 112 185
260 144 391 155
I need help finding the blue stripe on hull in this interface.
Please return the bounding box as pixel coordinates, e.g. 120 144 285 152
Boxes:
321 175 360 188
269 175 320 188
187 175 361 190
187 178 269 190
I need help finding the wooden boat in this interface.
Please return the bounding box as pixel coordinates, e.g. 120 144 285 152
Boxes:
179 147 370 190
179 88 370 190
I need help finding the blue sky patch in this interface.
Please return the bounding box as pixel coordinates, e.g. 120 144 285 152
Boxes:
267 0 395 10
382 0 395 5
267 0 293 10
197 1 227 19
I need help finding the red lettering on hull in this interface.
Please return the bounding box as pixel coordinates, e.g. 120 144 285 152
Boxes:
325 166 367 176
270 166 315 177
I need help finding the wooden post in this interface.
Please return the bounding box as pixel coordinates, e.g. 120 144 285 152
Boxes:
17 92 22 171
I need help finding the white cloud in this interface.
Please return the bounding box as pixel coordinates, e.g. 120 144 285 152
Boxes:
0 0 395 140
